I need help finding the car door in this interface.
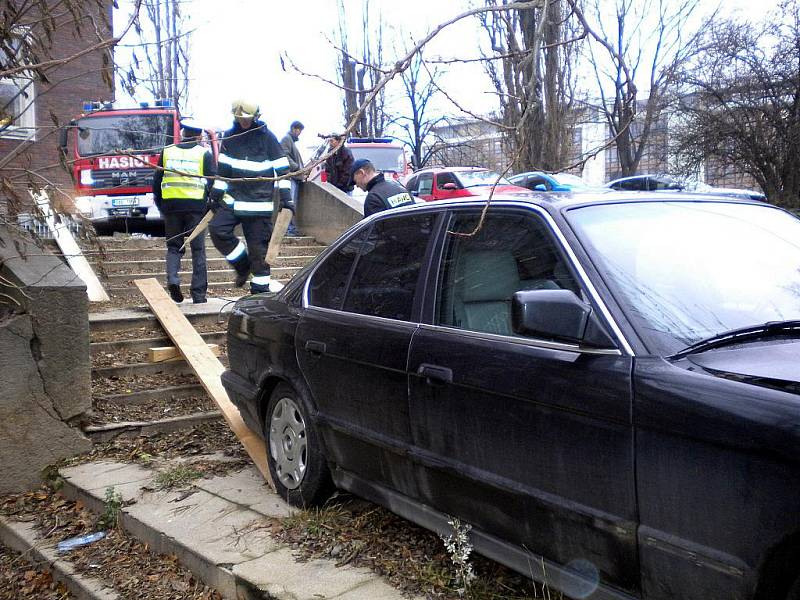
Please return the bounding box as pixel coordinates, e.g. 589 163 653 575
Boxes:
407 207 639 595
297 212 438 499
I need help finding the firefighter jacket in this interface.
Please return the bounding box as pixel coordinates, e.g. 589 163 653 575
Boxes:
211 120 291 217
363 173 414 217
153 141 216 213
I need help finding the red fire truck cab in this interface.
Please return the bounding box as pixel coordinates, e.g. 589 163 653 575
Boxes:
59 99 218 234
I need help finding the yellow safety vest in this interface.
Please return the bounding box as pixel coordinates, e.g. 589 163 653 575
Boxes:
161 145 208 200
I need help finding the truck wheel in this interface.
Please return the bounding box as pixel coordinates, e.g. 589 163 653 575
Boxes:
264 383 333 508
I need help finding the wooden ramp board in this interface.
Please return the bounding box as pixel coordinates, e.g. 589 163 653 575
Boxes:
134 278 273 487
266 208 293 264
31 190 110 302
148 344 220 363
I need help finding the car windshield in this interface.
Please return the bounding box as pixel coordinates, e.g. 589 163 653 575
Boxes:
567 201 800 355
350 146 405 172
552 173 591 188
456 170 512 187
76 114 174 157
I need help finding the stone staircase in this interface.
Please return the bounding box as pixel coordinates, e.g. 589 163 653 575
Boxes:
76 234 325 441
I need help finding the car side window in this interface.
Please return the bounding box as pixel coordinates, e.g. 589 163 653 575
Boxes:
435 210 581 337
405 175 418 193
528 176 550 191
343 214 435 321
436 172 458 189
308 228 369 310
417 173 433 196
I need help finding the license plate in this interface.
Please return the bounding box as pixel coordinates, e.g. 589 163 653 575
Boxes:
112 198 138 207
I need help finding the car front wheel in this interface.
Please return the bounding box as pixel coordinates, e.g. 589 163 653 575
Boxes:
265 383 333 508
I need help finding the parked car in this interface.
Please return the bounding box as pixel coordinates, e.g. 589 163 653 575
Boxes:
607 174 766 201
404 166 531 201
222 193 800 600
510 171 606 192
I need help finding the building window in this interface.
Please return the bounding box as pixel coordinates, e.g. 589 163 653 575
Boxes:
0 33 36 140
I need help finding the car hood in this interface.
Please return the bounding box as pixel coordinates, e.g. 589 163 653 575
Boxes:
687 340 800 388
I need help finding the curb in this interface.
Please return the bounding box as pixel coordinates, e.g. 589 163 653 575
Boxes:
0 516 118 600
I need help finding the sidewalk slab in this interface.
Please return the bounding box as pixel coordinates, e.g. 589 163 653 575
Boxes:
60 460 417 600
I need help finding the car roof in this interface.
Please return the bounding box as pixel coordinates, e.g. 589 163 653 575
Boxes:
411 166 491 175
370 190 773 219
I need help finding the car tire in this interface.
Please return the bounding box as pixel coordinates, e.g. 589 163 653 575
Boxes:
787 575 800 600
264 382 334 508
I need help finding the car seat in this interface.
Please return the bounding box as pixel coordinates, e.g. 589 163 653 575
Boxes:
452 250 521 335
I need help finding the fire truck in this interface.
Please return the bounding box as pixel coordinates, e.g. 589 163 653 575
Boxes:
58 99 218 234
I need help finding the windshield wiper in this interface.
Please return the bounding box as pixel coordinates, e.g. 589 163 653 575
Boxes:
671 320 800 359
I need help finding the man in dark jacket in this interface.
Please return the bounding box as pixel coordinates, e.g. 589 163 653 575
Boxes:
350 158 414 218
153 118 215 303
208 99 294 294
280 120 304 236
324 135 354 193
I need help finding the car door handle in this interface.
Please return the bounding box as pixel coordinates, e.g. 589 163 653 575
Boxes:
417 363 453 385
305 340 327 355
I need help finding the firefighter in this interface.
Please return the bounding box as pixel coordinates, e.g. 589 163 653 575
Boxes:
350 158 414 217
208 99 294 294
153 118 215 304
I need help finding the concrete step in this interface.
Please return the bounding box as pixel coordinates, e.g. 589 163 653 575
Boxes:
60 460 414 600
76 235 320 250
93 383 207 406
92 360 200 380
90 331 227 356
104 266 302 285
83 411 222 442
0 516 119 600
99 255 315 274
89 299 235 335
75 245 326 262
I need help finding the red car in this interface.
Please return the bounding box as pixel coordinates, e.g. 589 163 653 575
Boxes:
404 167 532 201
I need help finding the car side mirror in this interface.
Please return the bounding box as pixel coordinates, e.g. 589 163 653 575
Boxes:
511 289 616 348
534 184 547 192
442 183 458 191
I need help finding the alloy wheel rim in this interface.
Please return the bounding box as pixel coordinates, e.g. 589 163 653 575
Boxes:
269 396 308 490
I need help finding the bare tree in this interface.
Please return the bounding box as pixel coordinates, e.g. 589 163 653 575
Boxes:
122 0 190 110
336 0 387 136
672 2 800 207
392 51 445 169
478 0 583 173
570 0 708 179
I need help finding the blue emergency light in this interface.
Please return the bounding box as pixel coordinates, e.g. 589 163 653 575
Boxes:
348 137 394 144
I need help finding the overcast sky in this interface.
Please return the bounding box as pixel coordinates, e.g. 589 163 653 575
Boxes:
115 0 780 156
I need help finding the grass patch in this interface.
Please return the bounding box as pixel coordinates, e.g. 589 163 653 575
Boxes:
152 465 203 490
270 495 565 599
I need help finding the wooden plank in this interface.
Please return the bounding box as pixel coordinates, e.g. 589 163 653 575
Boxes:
31 190 110 302
179 209 214 251
134 278 273 487
266 208 293 264
148 343 220 363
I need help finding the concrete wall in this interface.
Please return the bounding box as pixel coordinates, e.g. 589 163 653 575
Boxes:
295 181 363 245
0 225 91 493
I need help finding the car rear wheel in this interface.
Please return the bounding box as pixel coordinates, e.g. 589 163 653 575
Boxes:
265 383 333 508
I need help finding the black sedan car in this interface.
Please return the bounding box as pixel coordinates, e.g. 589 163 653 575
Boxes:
222 194 800 600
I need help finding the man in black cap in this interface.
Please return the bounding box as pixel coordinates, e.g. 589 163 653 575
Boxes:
153 118 215 303
350 158 414 218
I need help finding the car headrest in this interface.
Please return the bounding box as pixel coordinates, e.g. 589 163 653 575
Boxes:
457 251 520 303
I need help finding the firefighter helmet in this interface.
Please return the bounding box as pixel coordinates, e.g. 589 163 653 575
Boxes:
231 99 260 119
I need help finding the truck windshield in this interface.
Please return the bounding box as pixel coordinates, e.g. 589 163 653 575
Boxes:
349 146 405 172
76 114 174 157
567 201 800 355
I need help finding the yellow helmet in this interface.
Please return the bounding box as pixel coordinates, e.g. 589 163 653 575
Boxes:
231 98 260 119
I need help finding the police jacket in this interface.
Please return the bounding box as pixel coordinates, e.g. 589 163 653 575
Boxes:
211 120 291 217
153 141 216 214
363 173 414 218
